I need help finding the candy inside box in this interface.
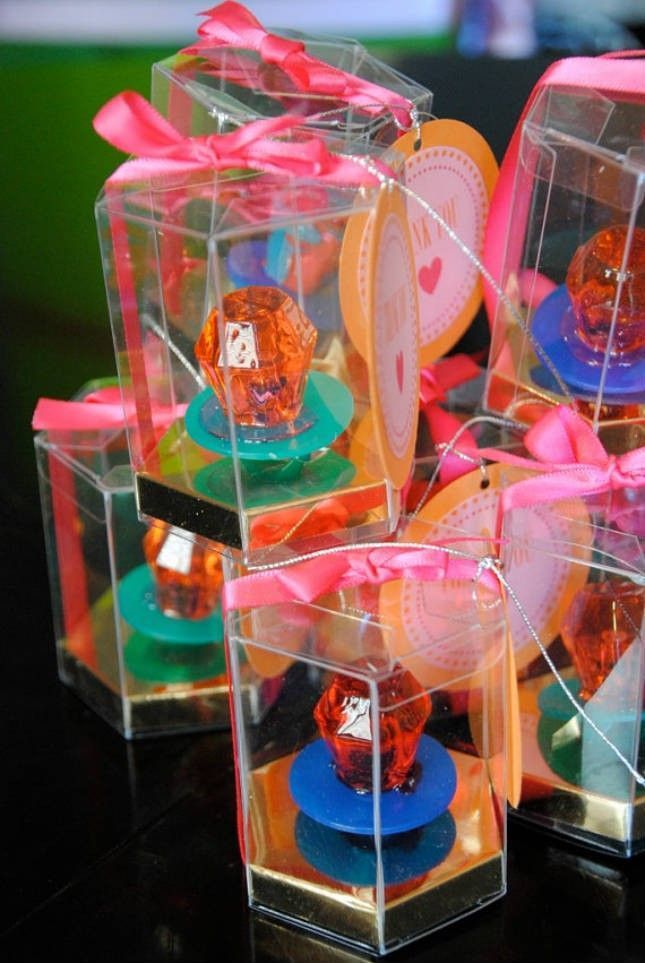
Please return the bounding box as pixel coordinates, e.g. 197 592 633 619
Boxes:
96 157 419 563
484 84 645 452
223 526 508 954
502 486 645 856
34 381 275 738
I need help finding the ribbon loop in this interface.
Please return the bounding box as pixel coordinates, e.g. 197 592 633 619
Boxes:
525 405 609 468
186 1 414 127
94 91 380 187
223 542 500 615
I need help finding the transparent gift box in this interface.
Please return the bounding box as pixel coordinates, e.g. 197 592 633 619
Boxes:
502 488 645 856
151 22 432 148
484 84 645 451
96 153 420 562
34 380 275 738
223 527 508 955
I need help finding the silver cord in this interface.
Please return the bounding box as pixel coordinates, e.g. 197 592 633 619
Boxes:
143 315 206 389
411 412 525 518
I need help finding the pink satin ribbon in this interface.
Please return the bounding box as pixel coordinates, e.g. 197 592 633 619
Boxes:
466 406 645 512
184 1 414 127
483 51 645 327
223 543 499 614
94 90 380 186
31 386 186 433
420 355 481 484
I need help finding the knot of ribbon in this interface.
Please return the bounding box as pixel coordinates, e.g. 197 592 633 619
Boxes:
184 1 413 127
94 90 378 186
31 385 186 434
222 543 499 614
465 405 645 513
258 32 308 83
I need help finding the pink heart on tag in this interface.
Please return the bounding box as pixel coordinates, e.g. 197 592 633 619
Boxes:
418 257 442 294
396 351 404 392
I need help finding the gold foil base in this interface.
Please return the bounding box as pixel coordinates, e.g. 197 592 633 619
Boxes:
245 751 505 954
60 649 237 738
59 601 268 738
516 673 645 856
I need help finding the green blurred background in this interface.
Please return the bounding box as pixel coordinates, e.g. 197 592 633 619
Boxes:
1 45 177 508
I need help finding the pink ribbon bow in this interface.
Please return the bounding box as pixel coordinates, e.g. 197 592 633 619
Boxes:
184 1 413 128
419 355 481 484
94 90 378 186
468 405 645 513
31 385 186 433
223 543 499 614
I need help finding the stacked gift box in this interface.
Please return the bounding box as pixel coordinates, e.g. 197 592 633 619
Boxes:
34 2 644 956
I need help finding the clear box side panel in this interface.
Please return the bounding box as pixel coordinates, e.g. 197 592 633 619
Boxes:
484 87 645 447
502 492 645 854
35 438 128 733
35 437 69 679
112 506 232 737
115 171 399 561
227 583 506 952
96 175 213 471
208 186 396 558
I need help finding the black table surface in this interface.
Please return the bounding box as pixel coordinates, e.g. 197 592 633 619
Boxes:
2 481 645 963
2 49 645 963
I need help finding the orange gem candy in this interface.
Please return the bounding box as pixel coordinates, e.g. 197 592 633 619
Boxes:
143 524 222 621
195 286 317 427
566 225 645 357
314 658 432 792
561 579 644 701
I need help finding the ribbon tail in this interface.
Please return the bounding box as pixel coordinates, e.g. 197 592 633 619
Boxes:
526 405 609 467
426 406 478 485
197 2 265 43
222 555 350 613
93 91 184 155
32 398 126 432
501 468 611 513
433 354 481 393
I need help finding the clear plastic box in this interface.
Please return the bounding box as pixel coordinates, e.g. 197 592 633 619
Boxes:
151 31 432 147
224 528 507 954
502 489 645 856
485 86 645 452
35 380 274 738
96 158 419 562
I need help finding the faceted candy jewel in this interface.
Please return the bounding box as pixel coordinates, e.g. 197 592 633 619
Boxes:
143 523 223 621
195 286 317 428
314 658 432 792
560 578 645 702
566 225 645 357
